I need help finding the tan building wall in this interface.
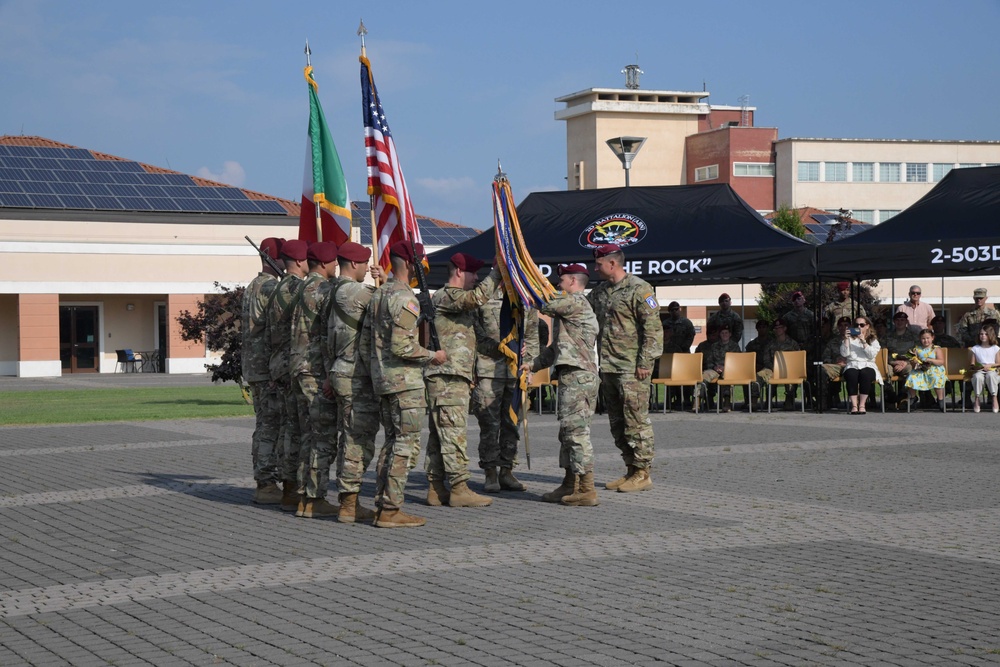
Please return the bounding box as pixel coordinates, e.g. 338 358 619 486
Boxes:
774 138 1000 221
18 293 60 375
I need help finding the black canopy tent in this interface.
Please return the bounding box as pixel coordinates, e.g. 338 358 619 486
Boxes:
425 183 816 287
816 166 1000 280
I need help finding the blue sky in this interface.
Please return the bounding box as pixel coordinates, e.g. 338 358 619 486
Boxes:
2 0 998 229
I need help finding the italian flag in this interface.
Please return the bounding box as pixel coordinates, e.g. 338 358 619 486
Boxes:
298 65 351 244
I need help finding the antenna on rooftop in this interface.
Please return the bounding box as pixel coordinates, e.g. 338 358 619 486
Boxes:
622 53 643 90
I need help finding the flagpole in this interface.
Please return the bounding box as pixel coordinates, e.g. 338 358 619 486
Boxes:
304 40 323 242
359 20 380 284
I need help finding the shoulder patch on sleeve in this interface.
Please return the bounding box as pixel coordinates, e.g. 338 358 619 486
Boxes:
644 293 659 310
404 300 421 318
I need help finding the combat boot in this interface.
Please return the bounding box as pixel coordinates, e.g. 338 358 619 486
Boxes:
561 471 598 506
426 479 450 506
280 480 300 513
374 508 426 528
299 497 339 518
338 493 376 524
483 467 500 493
252 482 282 505
617 467 652 493
541 469 576 503
783 394 796 411
498 467 525 492
605 465 635 491
448 481 493 507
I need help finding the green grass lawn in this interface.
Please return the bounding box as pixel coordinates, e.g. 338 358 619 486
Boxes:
0 386 255 426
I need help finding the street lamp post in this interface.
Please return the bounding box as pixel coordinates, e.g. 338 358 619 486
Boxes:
606 136 647 187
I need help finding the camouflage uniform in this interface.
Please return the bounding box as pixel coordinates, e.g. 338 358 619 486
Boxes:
756 336 801 383
533 290 599 474
424 270 499 485
289 272 336 500
957 306 1000 347
882 327 919 371
241 271 280 486
363 278 436 512
327 277 381 496
707 309 744 345
588 274 662 471
472 290 539 471
745 334 771 373
822 334 847 380
702 338 743 384
824 299 866 326
267 272 304 487
782 308 815 351
933 332 962 349
663 314 695 354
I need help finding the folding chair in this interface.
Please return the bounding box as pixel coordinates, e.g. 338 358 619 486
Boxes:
767 350 808 413
652 353 705 413
874 348 896 413
943 347 969 413
527 367 557 414
715 352 757 413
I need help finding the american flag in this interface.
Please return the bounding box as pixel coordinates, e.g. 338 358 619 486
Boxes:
360 54 422 271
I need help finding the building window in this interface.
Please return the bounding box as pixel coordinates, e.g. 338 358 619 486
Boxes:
825 162 847 182
906 163 928 182
879 210 900 223
958 163 982 169
733 162 774 177
852 210 874 223
879 163 901 182
852 162 874 182
798 161 819 182
694 164 719 182
932 163 953 181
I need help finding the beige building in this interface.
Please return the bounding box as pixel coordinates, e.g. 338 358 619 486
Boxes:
0 136 476 377
774 138 1000 223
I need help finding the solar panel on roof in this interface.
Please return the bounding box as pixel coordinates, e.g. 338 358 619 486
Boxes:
110 172 142 185
193 187 222 198
160 186 194 198
0 156 32 169
0 181 23 193
7 146 39 157
136 185 167 198
30 157 62 170
215 187 245 199
34 147 67 158
53 170 85 183
21 181 54 194
29 194 62 207
90 160 120 172
0 192 31 206
58 195 94 209
78 183 112 196
161 174 194 186
256 201 287 214
146 198 181 211
227 199 260 213
107 184 139 197
0 168 26 181
89 196 123 210
173 198 210 212
49 182 83 196
83 172 115 184
64 149 93 160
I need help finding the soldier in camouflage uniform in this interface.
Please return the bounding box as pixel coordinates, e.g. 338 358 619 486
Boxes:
707 293 744 346
702 325 742 411
325 242 381 524
587 244 662 493
821 316 852 409
744 320 771 409
265 239 309 511
781 291 817 409
424 253 500 508
824 282 866 328
525 263 599 506
883 311 919 406
472 290 538 494
930 315 962 350
289 242 338 519
241 237 283 504
756 318 801 410
364 241 447 528
662 301 695 353
957 288 1000 347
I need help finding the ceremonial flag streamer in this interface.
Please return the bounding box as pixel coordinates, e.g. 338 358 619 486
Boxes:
493 171 556 425
298 66 352 245
360 54 422 272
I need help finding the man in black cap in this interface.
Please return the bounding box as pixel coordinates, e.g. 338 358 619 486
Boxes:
241 237 284 504
266 239 309 511
662 301 695 354
423 253 500 508
883 310 918 407
587 243 662 493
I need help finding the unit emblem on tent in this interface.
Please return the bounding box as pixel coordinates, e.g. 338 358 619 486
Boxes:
579 213 647 249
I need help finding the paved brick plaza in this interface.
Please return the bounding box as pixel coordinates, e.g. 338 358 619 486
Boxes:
1 387 999 665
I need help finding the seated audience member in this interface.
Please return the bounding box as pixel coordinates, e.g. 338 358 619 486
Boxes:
903 328 946 412
702 324 742 412
897 285 935 333
882 311 918 407
968 326 1000 413
930 316 962 349
842 316 882 415
821 316 852 409
693 325 719 412
757 319 802 410
745 320 771 410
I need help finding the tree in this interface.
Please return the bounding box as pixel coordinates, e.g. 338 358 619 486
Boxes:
770 203 807 239
176 282 248 398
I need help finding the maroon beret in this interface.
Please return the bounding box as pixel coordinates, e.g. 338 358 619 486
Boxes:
307 241 338 264
592 243 622 259
260 237 282 260
389 240 424 264
451 253 485 273
337 241 372 264
557 263 588 276
836 281 850 290
774 318 788 327
280 239 308 262
791 291 804 299
719 293 731 302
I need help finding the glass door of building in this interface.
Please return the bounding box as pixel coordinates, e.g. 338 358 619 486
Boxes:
59 305 99 373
